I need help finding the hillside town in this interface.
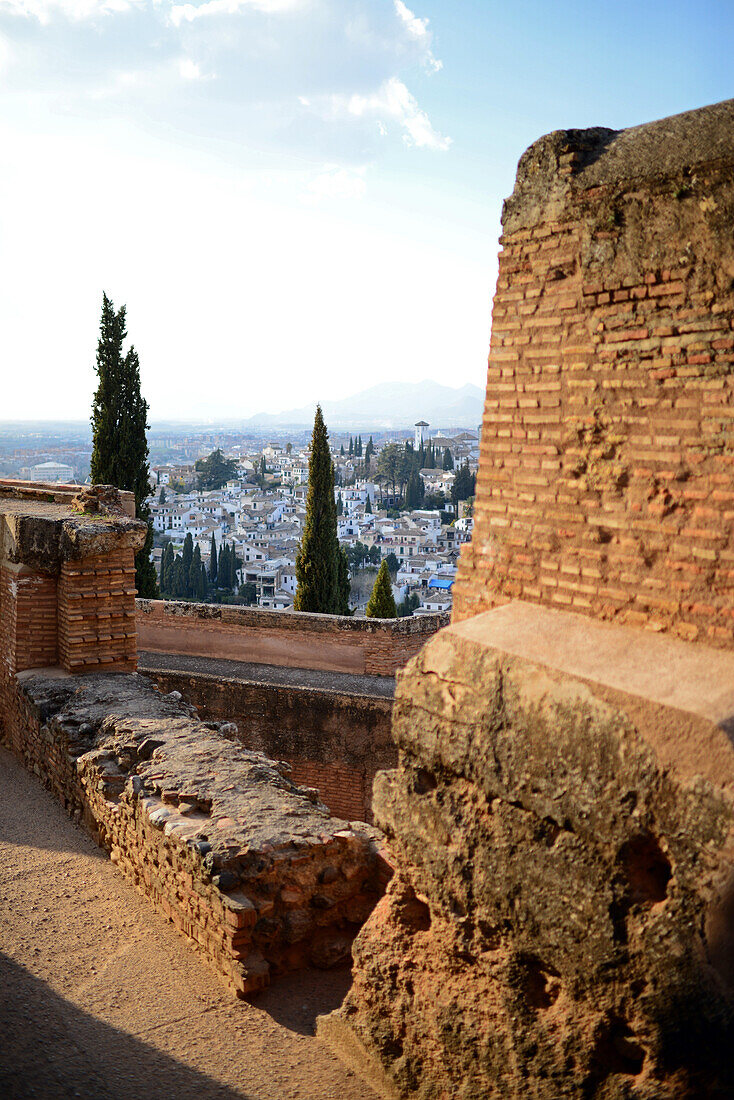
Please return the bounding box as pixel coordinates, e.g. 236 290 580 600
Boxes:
147 420 479 616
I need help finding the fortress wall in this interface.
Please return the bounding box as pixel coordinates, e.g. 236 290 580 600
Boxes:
137 599 448 677
142 667 395 823
453 101 734 646
0 483 387 997
321 102 734 1098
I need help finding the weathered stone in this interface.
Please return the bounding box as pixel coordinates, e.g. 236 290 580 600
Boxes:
7 670 385 996
321 609 734 1098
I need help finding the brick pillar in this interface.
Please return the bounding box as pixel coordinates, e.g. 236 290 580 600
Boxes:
0 563 58 676
57 549 138 673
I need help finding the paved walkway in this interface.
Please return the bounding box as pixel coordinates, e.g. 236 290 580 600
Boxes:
0 746 378 1100
138 651 396 700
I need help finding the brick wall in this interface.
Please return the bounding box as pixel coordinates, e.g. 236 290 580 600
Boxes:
0 566 58 674
58 550 138 672
2 671 386 998
137 600 448 677
143 667 395 823
454 104 734 647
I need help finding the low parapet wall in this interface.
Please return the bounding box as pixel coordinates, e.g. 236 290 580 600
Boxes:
3 670 386 997
143 666 395 823
137 600 448 677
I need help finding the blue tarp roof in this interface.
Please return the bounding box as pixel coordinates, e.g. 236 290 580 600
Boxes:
428 577 454 589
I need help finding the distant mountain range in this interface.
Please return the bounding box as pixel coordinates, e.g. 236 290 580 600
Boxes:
243 380 484 430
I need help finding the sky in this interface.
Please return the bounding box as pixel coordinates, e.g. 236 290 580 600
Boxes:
1 0 733 421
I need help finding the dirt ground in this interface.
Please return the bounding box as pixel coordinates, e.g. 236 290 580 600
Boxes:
0 746 378 1100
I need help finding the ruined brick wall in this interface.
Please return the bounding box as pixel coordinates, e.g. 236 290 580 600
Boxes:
2 672 385 998
143 667 395 823
454 100 734 647
137 599 448 677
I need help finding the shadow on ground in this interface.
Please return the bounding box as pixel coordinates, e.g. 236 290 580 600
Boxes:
0 952 252 1100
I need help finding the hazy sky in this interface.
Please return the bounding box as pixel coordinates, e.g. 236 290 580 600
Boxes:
2 0 733 420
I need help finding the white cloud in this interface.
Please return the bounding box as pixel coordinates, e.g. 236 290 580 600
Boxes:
306 164 367 201
169 0 302 26
178 55 202 78
394 0 442 72
0 0 141 22
341 76 450 150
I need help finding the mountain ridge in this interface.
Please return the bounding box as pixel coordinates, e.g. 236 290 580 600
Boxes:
243 379 484 429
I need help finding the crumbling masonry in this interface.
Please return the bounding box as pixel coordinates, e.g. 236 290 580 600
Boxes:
320 100 734 1099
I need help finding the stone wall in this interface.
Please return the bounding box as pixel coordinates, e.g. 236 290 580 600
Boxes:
137 599 448 677
321 605 734 1098
143 667 395 823
3 670 385 997
453 100 734 647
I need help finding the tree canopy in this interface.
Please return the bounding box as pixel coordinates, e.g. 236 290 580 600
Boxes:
195 448 238 491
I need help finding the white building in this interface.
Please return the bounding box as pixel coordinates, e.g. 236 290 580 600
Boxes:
28 461 75 484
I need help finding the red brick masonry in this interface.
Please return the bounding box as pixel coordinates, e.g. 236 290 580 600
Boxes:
454 106 734 647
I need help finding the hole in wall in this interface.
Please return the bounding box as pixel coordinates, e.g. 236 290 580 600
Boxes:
618 833 671 905
591 1016 646 1078
517 954 560 1011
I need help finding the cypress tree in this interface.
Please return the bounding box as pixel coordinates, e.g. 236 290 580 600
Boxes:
182 533 194 594
209 533 218 585
90 293 157 597
348 436 353 456
294 405 342 614
366 560 397 618
365 494 372 514
199 563 208 600
189 544 202 598
337 493 343 516
443 447 454 471
161 542 174 595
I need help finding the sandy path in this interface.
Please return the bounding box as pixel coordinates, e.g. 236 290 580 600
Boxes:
0 747 378 1100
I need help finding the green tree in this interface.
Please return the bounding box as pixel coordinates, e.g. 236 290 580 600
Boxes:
239 581 257 605
182 533 194 595
365 493 372 514
195 448 237 491
451 462 476 508
397 592 420 617
209 533 218 585
160 542 174 595
90 293 157 597
405 470 424 510
189 543 202 598
294 405 342 614
365 560 397 618
336 493 343 516
443 447 454 471
385 551 400 576
159 487 166 504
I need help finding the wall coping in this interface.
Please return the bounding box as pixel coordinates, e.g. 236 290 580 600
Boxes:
137 598 450 637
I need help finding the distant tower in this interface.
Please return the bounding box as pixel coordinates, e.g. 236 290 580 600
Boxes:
415 421 429 449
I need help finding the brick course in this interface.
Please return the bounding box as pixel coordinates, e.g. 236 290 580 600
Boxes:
454 114 734 647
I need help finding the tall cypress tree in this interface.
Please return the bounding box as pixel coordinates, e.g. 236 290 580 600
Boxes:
294 405 342 613
90 293 157 596
209 532 218 585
